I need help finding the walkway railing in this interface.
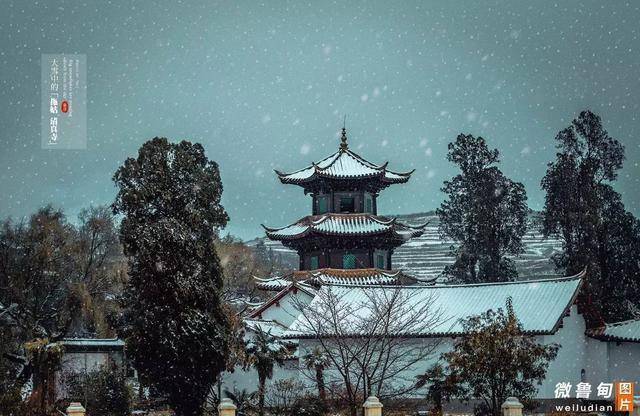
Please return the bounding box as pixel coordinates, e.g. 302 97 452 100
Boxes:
64 395 640 416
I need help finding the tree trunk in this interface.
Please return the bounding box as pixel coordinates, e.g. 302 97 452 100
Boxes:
349 403 358 416
258 372 266 416
315 365 326 402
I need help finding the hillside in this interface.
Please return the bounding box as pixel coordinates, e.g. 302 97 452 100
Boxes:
246 212 563 281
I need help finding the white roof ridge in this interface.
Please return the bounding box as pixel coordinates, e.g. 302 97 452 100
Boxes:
603 318 640 327
310 215 329 225
319 271 584 289
62 337 121 341
377 269 402 277
253 275 286 282
244 317 288 327
369 215 396 225
398 219 430 229
277 151 340 176
343 148 385 170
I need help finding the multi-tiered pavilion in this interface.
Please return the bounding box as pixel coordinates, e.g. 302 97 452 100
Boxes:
255 127 429 291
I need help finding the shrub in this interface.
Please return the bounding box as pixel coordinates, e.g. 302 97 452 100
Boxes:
265 378 327 416
64 365 131 416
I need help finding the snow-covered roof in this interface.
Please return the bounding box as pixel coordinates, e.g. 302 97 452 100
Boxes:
248 281 317 319
303 268 404 286
61 338 125 351
263 213 427 241
254 268 429 291
587 319 640 343
284 272 583 338
254 276 291 291
275 129 413 189
244 318 290 338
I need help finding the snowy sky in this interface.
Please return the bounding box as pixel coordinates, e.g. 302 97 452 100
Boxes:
1 1 639 240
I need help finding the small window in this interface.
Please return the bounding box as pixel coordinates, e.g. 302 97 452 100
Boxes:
317 196 328 214
340 197 355 213
376 254 385 269
343 253 356 269
310 256 319 270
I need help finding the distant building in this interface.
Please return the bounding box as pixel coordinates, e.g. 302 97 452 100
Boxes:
56 338 126 399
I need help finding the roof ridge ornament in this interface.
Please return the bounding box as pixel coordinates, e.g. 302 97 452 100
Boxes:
340 127 348 152
340 116 348 152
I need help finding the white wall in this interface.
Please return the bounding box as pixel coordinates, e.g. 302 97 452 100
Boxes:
221 288 314 394
56 351 124 399
536 305 608 397
221 359 299 394
60 351 114 373
258 289 314 327
297 337 454 398
294 306 638 399
607 341 640 384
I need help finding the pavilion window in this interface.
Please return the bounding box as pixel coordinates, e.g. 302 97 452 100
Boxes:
343 253 356 269
364 193 373 213
310 256 319 270
376 253 385 269
339 197 355 213
317 195 329 214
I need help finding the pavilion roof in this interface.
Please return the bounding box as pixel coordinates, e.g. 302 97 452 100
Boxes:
275 128 413 189
254 268 431 291
262 213 427 241
284 271 584 338
302 268 404 286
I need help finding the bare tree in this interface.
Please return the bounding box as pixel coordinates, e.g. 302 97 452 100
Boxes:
292 285 446 416
0 205 124 412
75 205 123 297
215 234 271 310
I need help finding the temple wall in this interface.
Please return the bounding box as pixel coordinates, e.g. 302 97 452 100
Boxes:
294 306 636 399
257 289 313 328
537 305 608 397
221 359 299 395
606 341 640 384
55 350 125 399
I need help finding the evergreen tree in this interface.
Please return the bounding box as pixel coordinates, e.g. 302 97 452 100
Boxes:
541 110 640 322
64 364 131 416
112 137 231 416
437 134 528 282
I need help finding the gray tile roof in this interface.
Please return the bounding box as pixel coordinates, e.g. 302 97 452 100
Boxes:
587 319 640 343
284 273 583 338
